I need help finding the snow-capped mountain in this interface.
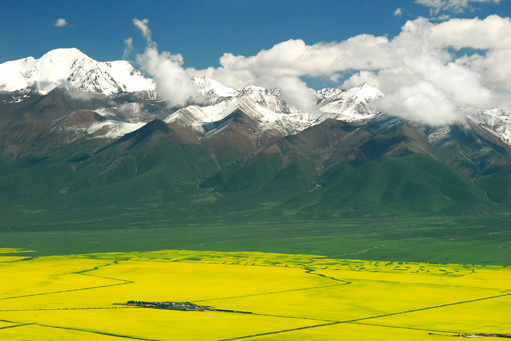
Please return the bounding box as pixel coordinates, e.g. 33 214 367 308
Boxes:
4 49 511 218
315 83 383 120
2 48 511 168
468 108 511 146
166 77 382 145
0 48 384 148
0 48 154 95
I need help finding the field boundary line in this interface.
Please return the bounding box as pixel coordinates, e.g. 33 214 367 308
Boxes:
217 321 341 341
349 321 467 335
0 306 139 313
33 323 161 340
340 293 511 324
214 293 510 340
194 283 344 303
0 323 34 330
0 267 133 301
0 281 132 301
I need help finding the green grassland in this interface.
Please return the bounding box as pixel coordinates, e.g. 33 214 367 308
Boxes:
1 129 510 340
0 125 509 265
1 207 509 266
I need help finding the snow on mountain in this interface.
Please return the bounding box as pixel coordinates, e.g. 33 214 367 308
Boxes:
191 77 239 98
5 48 511 162
315 83 383 121
167 79 382 139
166 81 318 138
468 108 511 145
0 48 383 142
0 48 154 95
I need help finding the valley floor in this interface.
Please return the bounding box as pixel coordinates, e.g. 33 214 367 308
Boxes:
1 249 509 340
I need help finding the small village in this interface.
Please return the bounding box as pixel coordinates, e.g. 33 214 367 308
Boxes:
458 333 511 338
115 300 215 312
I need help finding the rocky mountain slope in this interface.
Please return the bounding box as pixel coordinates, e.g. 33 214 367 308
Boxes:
1 48 511 218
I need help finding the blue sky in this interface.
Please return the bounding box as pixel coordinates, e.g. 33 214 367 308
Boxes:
2 0 511 125
1 0 508 68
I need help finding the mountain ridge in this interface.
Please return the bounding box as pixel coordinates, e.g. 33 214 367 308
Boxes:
1 48 511 219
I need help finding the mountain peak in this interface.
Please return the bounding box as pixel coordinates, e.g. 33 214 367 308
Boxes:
191 77 239 97
243 85 266 91
0 48 154 95
355 83 383 102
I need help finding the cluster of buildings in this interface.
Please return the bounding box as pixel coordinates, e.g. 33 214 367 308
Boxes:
116 300 215 311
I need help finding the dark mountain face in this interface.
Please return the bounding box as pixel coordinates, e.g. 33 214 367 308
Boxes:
199 116 507 217
0 88 170 161
1 51 511 219
1 110 507 219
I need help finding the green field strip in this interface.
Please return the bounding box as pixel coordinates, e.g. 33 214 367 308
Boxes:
0 281 132 301
195 262 352 303
0 306 140 313
0 263 134 301
0 257 34 263
0 323 34 330
216 309 339 324
75 272 133 285
25 323 161 341
215 292 510 340
303 266 352 283
341 293 510 324
195 283 346 303
0 310 160 341
217 321 341 341
349 321 463 335
214 293 509 340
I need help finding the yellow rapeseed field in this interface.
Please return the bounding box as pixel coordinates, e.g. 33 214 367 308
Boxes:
0 248 509 340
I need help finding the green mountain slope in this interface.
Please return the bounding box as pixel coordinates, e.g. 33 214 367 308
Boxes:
0 117 507 220
0 120 220 210
477 164 511 209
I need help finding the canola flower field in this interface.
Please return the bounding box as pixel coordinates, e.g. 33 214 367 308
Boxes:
0 248 509 340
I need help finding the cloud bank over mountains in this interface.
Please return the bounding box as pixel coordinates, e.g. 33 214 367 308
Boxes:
127 15 511 126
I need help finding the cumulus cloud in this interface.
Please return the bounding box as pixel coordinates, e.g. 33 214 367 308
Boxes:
185 15 511 125
348 17 496 124
377 81 460 125
269 76 317 112
186 36 394 112
394 8 403 17
416 0 503 15
132 18 196 108
54 18 68 27
430 15 511 49
126 15 510 124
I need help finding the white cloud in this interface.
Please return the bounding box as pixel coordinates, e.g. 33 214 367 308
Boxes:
123 37 133 60
133 18 196 108
376 81 460 125
186 36 394 112
415 0 503 14
348 17 497 124
437 14 451 20
133 18 151 44
268 76 316 112
54 18 68 27
456 48 511 100
342 71 381 89
430 15 511 50
132 15 511 125
394 8 403 17
218 36 394 78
